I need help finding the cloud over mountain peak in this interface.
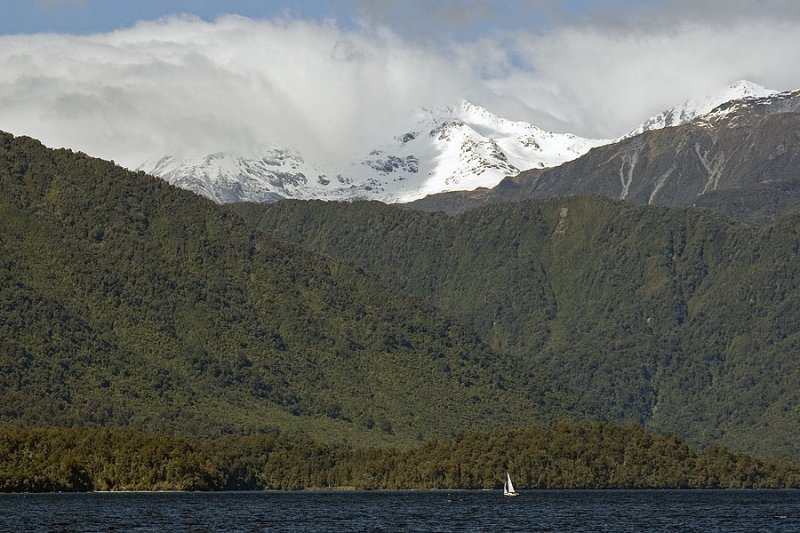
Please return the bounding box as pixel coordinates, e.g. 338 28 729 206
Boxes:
1 10 800 170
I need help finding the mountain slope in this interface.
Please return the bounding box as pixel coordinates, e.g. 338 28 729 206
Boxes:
142 147 329 204
515 90 800 205
5 129 800 459
141 101 605 204
0 130 543 444
239 197 800 460
358 101 607 202
142 81 779 207
623 80 777 139
411 89 800 222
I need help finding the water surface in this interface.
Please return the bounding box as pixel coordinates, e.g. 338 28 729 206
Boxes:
1 489 798 532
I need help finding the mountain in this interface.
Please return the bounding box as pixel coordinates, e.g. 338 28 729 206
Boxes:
142 147 337 204
4 129 800 460
622 80 778 139
238 197 800 460
142 81 781 207
140 101 606 204
515 89 800 206
358 101 607 202
0 130 542 444
411 88 800 223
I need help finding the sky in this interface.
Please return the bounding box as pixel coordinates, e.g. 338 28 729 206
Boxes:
2 0 800 169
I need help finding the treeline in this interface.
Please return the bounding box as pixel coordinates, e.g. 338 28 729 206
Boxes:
2 422 798 492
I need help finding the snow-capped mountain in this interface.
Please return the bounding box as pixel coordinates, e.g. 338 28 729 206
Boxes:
360 101 607 202
142 81 779 205
141 101 606 204
457 87 800 219
622 80 777 139
141 147 368 204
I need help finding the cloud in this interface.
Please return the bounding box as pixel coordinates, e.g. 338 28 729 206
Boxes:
1 6 800 170
347 0 502 42
0 15 474 168
508 14 800 137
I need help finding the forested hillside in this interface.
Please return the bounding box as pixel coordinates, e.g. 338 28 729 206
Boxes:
3 128 799 468
3 422 798 492
0 131 541 445
239 198 800 459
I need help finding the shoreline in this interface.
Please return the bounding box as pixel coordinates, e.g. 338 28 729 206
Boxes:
2 487 798 495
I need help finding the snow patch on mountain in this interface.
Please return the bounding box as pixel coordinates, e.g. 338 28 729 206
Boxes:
142 81 779 205
349 101 608 202
141 100 607 204
141 147 379 204
622 80 777 139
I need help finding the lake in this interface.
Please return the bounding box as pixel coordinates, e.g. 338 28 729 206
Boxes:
0 489 798 532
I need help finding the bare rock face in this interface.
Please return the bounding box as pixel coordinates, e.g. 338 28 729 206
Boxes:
515 91 800 205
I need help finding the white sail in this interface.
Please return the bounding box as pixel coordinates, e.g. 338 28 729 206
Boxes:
504 472 519 496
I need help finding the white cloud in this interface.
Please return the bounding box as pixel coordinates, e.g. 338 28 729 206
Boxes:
0 15 475 168
509 18 800 137
1 9 799 169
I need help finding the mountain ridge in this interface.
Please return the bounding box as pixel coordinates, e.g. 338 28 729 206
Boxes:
141 80 780 206
140 99 605 204
621 80 777 139
409 88 800 223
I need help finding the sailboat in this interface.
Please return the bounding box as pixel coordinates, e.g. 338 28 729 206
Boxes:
503 472 519 497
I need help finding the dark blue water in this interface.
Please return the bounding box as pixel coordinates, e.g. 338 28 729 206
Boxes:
0 490 798 532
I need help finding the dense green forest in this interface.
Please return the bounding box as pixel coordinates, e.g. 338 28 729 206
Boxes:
2 128 800 484
2 423 797 492
237 198 800 460
0 131 540 446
